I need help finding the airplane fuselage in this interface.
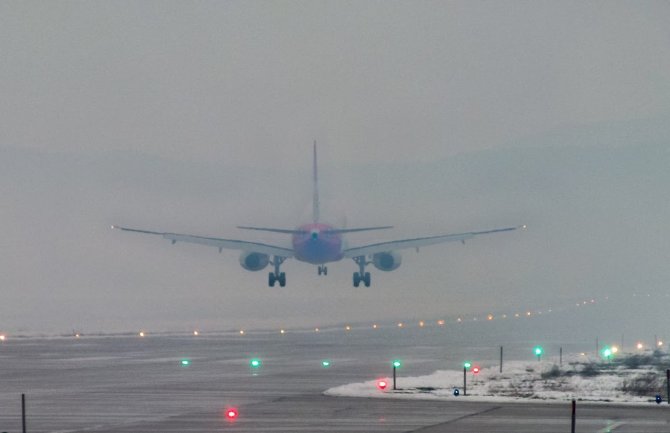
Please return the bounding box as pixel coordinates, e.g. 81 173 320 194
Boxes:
292 223 344 264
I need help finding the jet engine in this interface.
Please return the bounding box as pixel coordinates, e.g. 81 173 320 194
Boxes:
372 251 402 271
239 252 270 271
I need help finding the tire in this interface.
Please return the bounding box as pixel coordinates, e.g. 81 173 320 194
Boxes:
279 272 286 287
353 272 361 287
363 272 371 287
323 266 328 276
268 272 276 287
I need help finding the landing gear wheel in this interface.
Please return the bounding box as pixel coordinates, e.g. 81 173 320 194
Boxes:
318 265 329 276
269 256 286 287
352 255 370 288
323 266 328 276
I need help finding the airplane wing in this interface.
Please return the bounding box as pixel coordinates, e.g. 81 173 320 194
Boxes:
112 226 294 257
343 225 524 258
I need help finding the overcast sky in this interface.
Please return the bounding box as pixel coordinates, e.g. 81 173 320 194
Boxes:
1 1 669 336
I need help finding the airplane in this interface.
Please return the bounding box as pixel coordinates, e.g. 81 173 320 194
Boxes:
112 143 525 287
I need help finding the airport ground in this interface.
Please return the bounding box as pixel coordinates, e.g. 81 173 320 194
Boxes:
92 395 670 432
1 304 669 432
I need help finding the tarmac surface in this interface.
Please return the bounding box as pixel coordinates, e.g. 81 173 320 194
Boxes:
87 395 670 433
1 319 669 432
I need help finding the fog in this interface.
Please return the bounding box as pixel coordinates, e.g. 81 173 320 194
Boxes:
1 2 669 338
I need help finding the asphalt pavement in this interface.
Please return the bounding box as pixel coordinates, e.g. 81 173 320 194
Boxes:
1 319 669 432
87 395 670 433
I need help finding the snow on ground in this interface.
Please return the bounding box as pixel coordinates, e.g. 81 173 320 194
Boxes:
325 352 668 405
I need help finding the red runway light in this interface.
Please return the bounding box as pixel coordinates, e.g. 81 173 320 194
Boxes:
377 380 388 390
472 366 480 374
225 408 238 420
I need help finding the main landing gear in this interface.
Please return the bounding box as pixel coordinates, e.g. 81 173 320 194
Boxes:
317 265 328 276
352 256 371 287
268 256 286 287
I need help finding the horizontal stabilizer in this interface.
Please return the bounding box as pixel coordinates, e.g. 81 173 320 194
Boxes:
237 226 306 235
324 226 393 235
236 225 393 235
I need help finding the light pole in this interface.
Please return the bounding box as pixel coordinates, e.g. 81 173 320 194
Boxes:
392 360 401 390
602 347 612 362
463 361 471 395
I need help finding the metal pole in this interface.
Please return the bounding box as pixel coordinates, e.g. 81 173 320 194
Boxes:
500 346 503 373
560 347 562 366
571 399 576 433
22 393 26 433
463 367 467 396
596 336 599 357
666 369 669 405
393 365 396 390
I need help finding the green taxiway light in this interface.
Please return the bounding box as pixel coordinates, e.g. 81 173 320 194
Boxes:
321 360 331 368
534 346 544 356
180 359 190 366
392 360 402 368
250 358 262 368
463 361 472 369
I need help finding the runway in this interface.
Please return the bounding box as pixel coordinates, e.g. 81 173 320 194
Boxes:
71 395 670 432
1 317 668 432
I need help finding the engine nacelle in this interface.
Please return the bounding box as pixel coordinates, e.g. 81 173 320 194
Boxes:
372 251 402 271
239 252 269 271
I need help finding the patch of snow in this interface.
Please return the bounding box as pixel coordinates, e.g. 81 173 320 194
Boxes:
325 354 667 405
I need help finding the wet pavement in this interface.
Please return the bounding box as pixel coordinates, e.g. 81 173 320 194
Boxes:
0 320 668 432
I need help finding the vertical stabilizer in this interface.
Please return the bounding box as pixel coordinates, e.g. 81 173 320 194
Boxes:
312 140 320 223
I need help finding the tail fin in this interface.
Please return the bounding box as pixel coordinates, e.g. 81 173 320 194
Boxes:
312 140 320 223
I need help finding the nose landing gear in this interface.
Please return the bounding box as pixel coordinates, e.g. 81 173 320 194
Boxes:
317 265 328 276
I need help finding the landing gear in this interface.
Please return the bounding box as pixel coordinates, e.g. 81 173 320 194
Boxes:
269 271 286 287
353 272 370 287
352 256 372 287
318 265 328 276
268 256 287 287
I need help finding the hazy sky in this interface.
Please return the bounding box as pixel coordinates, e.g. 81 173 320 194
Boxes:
1 1 669 335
